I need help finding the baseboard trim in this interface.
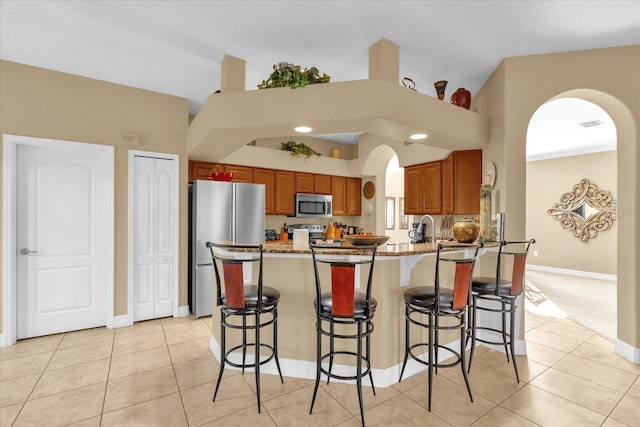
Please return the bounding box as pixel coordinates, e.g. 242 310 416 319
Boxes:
526 264 616 282
0 332 15 348
177 306 191 317
112 314 133 329
614 339 640 364
208 335 508 387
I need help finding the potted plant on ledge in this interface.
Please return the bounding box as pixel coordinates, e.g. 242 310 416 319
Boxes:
258 62 330 89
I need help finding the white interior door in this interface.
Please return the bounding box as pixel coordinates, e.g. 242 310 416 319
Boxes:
17 144 109 338
133 155 175 321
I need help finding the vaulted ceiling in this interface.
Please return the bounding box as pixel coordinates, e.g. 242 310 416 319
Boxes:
1 1 638 157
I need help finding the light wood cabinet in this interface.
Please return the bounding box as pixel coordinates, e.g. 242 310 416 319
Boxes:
295 172 314 193
346 178 362 216
404 149 481 215
314 174 332 195
404 162 441 214
189 161 223 181
442 150 482 215
274 170 295 215
331 176 347 216
188 160 362 216
224 164 253 183
253 168 275 214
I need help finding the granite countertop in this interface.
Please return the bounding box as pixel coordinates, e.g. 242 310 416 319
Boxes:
262 241 489 256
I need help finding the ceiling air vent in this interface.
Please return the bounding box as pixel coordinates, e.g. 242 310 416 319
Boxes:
579 120 604 128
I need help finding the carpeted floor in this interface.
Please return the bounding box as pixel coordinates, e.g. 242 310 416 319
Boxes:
525 269 617 342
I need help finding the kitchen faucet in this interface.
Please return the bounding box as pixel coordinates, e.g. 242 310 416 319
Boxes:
416 214 436 243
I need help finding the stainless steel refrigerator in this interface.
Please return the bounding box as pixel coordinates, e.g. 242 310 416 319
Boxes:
189 180 265 318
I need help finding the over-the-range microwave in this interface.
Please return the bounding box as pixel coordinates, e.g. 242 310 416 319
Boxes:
294 193 333 218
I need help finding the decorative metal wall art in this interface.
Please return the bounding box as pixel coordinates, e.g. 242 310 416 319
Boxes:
547 179 617 243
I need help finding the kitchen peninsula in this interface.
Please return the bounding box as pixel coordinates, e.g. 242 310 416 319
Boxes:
208 241 502 388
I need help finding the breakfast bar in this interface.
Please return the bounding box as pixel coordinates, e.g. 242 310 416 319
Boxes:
208 241 508 388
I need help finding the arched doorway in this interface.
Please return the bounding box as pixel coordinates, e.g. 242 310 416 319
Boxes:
525 97 617 341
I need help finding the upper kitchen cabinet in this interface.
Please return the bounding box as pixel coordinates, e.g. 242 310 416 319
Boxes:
346 178 362 216
224 165 253 183
404 149 481 215
254 168 275 214
295 172 332 195
441 149 482 214
314 174 332 195
274 170 295 215
295 172 314 193
332 176 361 216
189 160 223 181
404 162 441 215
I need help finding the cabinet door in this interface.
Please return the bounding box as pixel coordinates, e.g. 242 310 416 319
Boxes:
254 168 275 215
189 161 223 181
274 170 295 215
331 176 347 216
314 174 332 195
224 165 253 183
421 162 442 214
404 165 422 215
346 178 362 216
452 150 482 214
441 156 454 214
295 172 314 193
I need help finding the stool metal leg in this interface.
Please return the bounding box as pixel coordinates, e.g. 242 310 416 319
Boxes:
356 322 365 427
509 299 520 382
213 314 227 402
427 311 434 412
309 320 322 414
501 300 509 362
399 306 411 382
460 311 473 403
254 311 261 413
467 294 478 374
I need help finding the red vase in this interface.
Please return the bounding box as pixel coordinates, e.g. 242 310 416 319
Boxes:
451 88 471 109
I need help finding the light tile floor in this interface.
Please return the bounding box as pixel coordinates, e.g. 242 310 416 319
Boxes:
1 306 639 426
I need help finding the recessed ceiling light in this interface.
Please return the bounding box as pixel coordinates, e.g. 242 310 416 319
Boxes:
295 126 312 133
410 133 427 140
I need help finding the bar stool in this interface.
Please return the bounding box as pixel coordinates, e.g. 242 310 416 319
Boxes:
467 239 535 383
399 243 482 411
308 244 378 427
206 242 283 412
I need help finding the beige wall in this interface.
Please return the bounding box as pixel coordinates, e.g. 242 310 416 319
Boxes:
0 60 190 333
474 45 640 350
526 151 617 275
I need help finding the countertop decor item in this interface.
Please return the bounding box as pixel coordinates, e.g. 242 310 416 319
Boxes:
280 140 321 158
451 88 471 109
479 184 492 241
452 218 480 243
257 61 330 89
344 234 390 246
434 80 448 100
484 162 496 188
363 181 376 199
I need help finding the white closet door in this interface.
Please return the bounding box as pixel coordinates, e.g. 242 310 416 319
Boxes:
133 156 174 321
17 144 109 338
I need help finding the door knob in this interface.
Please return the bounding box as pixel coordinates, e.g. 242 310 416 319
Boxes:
20 248 39 255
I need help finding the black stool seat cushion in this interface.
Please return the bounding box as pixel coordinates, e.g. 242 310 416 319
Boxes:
222 285 280 307
403 286 454 309
471 277 513 296
317 291 377 317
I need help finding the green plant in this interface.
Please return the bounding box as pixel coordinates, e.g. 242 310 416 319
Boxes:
280 140 321 158
258 62 330 89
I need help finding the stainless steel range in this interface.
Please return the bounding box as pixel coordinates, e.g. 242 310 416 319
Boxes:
287 223 324 241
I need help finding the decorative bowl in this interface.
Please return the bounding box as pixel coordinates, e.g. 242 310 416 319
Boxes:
344 234 390 246
211 172 233 181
